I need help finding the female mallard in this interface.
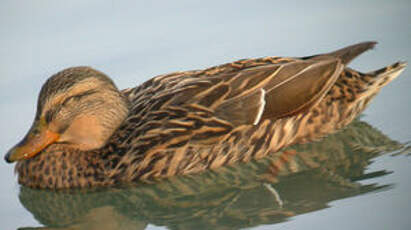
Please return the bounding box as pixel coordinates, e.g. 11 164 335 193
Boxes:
5 42 406 189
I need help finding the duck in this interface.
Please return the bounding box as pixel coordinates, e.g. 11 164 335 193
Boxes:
4 41 407 189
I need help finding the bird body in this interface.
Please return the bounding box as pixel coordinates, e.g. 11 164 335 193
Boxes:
5 42 407 189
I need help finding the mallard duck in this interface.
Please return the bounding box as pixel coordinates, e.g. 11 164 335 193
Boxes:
4 41 407 189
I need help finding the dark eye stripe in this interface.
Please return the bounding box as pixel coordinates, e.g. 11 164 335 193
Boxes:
44 104 62 123
45 110 53 123
61 89 98 107
44 89 98 123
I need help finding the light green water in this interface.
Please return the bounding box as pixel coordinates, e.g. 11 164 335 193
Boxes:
1 1 410 229
15 120 411 230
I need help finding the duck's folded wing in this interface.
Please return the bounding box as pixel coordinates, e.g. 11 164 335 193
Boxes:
190 58 344 126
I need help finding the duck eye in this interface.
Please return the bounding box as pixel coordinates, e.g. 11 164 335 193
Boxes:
61 89 98 107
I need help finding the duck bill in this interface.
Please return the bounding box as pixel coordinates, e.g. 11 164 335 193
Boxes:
5 119 59 163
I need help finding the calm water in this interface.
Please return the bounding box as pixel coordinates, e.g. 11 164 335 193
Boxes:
1 1 410 229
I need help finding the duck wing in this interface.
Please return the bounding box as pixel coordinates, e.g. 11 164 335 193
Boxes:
186 58 344 126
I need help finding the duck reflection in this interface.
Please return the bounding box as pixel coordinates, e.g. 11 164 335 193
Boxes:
18 119 406 230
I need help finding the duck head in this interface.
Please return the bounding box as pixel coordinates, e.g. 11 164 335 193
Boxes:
5 67 129 163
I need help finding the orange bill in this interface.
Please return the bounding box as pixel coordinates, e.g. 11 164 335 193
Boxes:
5 120 59 163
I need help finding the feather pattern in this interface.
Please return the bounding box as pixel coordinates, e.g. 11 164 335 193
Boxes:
10 41 407 189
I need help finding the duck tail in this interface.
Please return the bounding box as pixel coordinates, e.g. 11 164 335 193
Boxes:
365 61 407 89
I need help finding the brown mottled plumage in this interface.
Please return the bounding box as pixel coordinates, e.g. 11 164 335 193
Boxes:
18 120 405 229
5 41 407 189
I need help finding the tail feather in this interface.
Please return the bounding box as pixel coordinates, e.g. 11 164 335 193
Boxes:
366 61 407 88
367 61 407 77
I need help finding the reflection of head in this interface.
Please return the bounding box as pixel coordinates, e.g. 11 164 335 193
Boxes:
19 120 402 229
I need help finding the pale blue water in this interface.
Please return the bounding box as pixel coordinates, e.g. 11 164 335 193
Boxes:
1 1 410 229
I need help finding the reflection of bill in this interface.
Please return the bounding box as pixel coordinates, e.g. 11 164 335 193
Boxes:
18 119 409 230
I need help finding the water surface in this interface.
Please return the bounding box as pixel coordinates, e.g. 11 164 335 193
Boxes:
15 120 410 230
1 1 410 229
